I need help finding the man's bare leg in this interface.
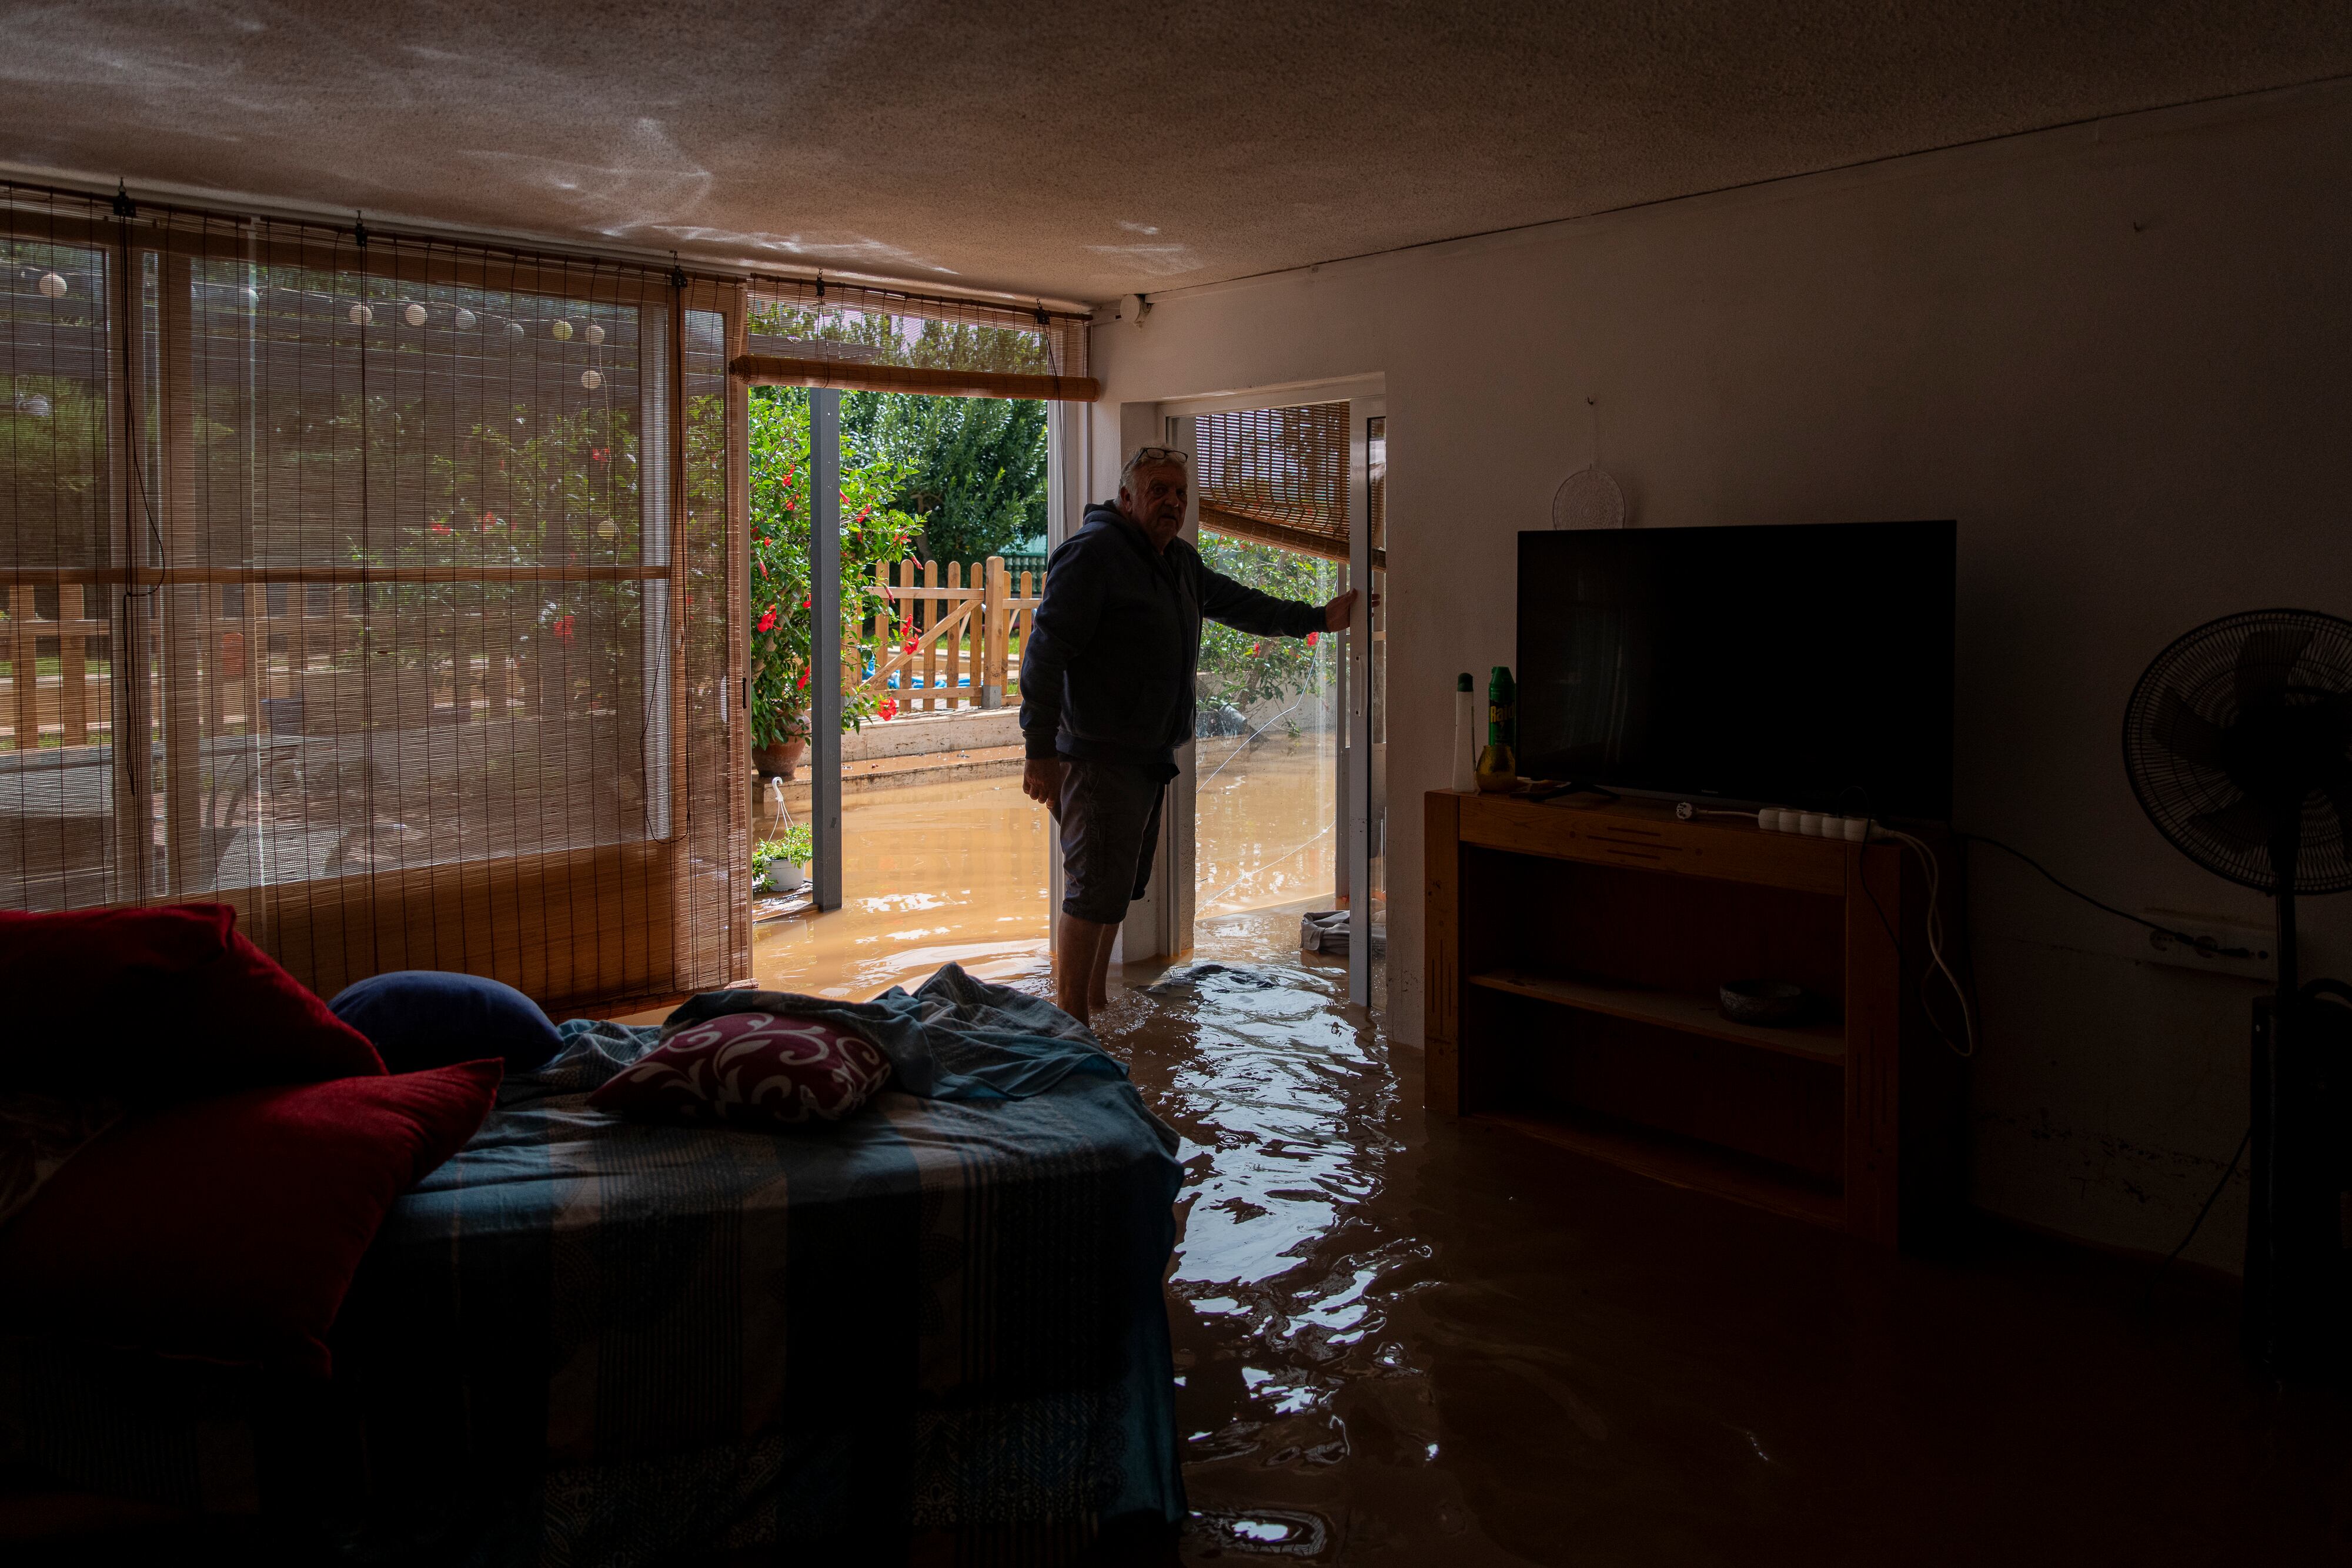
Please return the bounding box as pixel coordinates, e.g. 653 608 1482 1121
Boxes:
1088 916 1117 1010
1055 912 1115 1027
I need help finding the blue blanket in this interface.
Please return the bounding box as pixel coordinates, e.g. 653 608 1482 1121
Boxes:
328 965 1184 1564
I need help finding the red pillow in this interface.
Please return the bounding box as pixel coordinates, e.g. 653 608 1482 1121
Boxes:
0 1060 500 1376
588 1010 890 1128
0 904 382 1100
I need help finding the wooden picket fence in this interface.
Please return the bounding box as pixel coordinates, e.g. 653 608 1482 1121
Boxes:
2 581 111 751
2 576 569 752
865 555 1045 714
5 556 1052 750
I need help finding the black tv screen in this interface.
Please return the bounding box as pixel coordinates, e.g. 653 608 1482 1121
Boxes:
1516 521 1955 821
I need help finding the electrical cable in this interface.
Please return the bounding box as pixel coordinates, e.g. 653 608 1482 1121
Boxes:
1961 833 2263 961
2138 1125 2250 1313
1873 823 1979 1058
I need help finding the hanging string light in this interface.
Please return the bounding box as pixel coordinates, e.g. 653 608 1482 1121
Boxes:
551 318 573 341
583 323 604 346
580 369 603 390
403 303 427 327
454 307 477 330
37 270 68 298
505 320 525 340
348 303 373 326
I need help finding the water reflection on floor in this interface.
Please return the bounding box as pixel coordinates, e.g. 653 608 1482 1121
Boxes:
1098 915 2339 1565
1094 914 1466 1563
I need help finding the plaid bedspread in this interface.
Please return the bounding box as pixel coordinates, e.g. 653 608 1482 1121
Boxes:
6 967 1185 1566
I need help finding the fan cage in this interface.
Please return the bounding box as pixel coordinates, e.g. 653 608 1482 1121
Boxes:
2123 609 2352 895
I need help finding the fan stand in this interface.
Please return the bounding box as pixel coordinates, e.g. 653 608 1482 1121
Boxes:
2245 823 2345 1379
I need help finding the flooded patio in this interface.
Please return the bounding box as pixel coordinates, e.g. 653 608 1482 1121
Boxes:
751 733 1337 999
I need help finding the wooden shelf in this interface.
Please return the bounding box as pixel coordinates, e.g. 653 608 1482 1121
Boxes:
1479 1108 1845 1229
1428 788 1966 1246
1468 968 1846 1063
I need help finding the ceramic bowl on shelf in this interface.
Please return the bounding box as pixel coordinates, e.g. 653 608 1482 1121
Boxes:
1718 979 1807 1027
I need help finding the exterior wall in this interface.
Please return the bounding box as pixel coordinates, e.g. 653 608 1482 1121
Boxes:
1083 81 2352 1269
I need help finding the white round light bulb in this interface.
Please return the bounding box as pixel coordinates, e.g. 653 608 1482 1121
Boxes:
583 322 604 346
349 303 374 326
505 320 525 340
550 319 573 342
37 271 68 299
403 303 427 327
453 308 477 330
580 369 603 390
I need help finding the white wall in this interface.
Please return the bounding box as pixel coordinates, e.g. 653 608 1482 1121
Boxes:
1084 80 2352 1268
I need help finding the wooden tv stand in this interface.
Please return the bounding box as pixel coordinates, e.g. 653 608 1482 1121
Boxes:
1424 790 1962 1245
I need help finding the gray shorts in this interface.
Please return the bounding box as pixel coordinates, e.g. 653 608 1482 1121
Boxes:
1055 757 1171 925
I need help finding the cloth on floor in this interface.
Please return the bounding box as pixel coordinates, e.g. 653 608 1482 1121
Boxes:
1299 909 1387 958
1145 963 1300 994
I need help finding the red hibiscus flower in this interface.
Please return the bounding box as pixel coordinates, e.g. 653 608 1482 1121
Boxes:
552 615 576 642
428 521 452 535
756 607 778 633
590 448 607 463
1305 631 1318 647
878 698 898 721
796 670 808 688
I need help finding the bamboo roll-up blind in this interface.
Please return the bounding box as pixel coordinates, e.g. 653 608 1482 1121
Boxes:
740 278 1091 400
1 182 749 1012
1195 400 1369 566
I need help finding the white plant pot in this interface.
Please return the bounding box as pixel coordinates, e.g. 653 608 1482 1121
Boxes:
763 861 804 893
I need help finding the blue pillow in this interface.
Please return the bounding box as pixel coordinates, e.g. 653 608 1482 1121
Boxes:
328 971 563 1075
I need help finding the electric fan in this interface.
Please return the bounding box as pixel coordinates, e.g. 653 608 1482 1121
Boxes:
2122 609 2352 1376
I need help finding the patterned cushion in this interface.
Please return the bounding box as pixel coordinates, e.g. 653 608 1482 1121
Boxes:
587 1011 891 1128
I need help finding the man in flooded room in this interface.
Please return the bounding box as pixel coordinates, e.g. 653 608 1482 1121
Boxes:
1020 443 1358 1025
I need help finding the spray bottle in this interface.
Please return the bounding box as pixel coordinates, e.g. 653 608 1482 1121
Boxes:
1475 666 1518 793
1451 674 1479 792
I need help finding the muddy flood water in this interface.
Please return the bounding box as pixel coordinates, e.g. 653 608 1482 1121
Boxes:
739 747 2336 1565
751 736 1335 999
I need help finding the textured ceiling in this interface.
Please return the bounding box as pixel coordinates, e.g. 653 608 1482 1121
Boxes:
4 2 2350 303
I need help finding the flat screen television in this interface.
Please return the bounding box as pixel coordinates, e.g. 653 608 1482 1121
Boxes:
1516 520 1955 821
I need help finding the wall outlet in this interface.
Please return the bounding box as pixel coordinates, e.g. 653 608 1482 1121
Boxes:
2140 908 2274 981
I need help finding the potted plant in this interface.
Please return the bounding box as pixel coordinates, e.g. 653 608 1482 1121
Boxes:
752 825 814 893
746 389 921 775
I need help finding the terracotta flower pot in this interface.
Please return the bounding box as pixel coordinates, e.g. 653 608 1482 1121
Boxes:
751 736 808 780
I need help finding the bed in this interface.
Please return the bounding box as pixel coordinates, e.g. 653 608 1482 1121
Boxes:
5 966 1187 1564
